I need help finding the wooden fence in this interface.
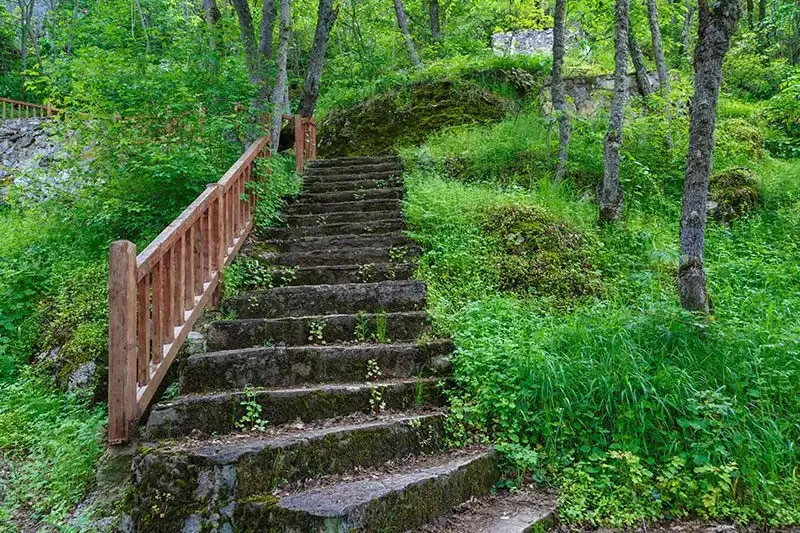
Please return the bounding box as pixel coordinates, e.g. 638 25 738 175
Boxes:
1 97 60 119
108 116 317 445
295 116 317 173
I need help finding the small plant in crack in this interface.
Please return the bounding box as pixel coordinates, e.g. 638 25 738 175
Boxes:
315 214 329 225
374 311 391 344
308 319 327 344
366 359 386 414
236 387 269 432
278 266 298 286
358 263 375 283
353 190 366 201
355 310 370 342
388 245 408 263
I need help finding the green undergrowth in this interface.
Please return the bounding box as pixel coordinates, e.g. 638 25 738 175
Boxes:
403 100 800 525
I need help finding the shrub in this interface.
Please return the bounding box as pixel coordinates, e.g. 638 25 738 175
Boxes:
481 203 601 299
765 73 800 157
715 118 767 160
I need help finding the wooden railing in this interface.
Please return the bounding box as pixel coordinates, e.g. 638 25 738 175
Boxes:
1 97 61 119
295 116 317 173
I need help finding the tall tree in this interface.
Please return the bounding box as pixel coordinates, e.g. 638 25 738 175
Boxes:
678 0 742 313
598 0 630 222
551 0 571 182
646 0 673 145
271 0 290 150
230 0 259 83
429 0 441 41
680 2 695 64
231 0 276 93
257 0 277 86
393 0 421 67
297 0 339 117
17 0 35 98
758 0 765 20
628 24 652 96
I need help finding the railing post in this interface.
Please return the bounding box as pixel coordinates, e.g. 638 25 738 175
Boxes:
108 240 138 445
295 115 304 173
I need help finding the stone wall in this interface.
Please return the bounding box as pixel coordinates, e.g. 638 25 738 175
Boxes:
540 72 661 116
491 27 585 57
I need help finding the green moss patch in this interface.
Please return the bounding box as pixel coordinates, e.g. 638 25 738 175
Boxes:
481 204 601 300
318 80 513 158
708 167 760 223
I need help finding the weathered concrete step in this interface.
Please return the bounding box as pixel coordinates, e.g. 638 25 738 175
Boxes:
227 280 426 319
303 170 404 185
181 340 453 393
262 219 405 239
208 311 431 350
145 378 445 439
286 198 401 215
308 156 401 169
263 243 420 268
296 187 404 204
132 412 448 531
305 176 402 193
306 162 402 177
416 490 558 533
286 209 403 227
238 448 499 532
277 262 415 286
260 232 411 254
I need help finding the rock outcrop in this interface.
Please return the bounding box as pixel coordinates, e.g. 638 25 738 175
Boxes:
540 72 661 116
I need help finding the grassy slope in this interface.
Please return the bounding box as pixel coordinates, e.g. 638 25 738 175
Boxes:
403 100 800 525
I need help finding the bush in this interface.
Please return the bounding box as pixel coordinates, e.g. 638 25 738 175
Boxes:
765 73 800 157
723 34 792 100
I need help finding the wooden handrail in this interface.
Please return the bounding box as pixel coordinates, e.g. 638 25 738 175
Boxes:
1 97 61 120
108 114 318 445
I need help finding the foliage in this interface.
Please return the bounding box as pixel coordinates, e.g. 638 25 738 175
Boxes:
765 72 800 157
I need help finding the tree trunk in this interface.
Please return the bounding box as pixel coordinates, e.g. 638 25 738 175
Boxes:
203 0 222 72
680 3 695 64
628 25 652 96
646 0 673 145
297 0 339 117
599 0 629 223
745 0 753 27
18 0 33 99
231 0 259 83
257 0 277 92
678 0 742 313
394 0 422 67
551 0 571 182
429 0 441 41
271 0 291 151
758 0 765 20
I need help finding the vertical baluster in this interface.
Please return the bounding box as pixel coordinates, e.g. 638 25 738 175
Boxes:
25 105 28 119
162 249 174 344
136 276 150 386
210 192 220 273
233 174 240 237
194 218 203 295
185 225 195 309
175 235 185 326
242 164 250 223
203 210 212 282
151 261 163 365
2 101 5 119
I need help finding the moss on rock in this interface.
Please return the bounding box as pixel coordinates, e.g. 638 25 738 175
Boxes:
318 80 513 158
708 167 760 223
481 203 601 300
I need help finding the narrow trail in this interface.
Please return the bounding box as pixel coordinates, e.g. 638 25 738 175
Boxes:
130 156 555 531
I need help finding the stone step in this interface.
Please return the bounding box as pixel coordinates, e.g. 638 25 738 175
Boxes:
181 340 453 393
295 187 404 204
208 311 431 350
306 162 403 177
286 209 403 227
238 448 499 532
286 198 402 215
260 232 411 254
305 176 402 194
132 412 448 531
263 243 420 268
276 262 415 286
303 170 404 185
145 378 445 439
261 219 405 239
227 280 427 319
416 490 558 533
308 156 401 169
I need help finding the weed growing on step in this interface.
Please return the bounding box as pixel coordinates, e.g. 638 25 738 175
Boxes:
388 245 409 263
366 360 386 414
355 311 370 342
308 319 327 344
235 387 269 432
315 215 329 225
357 263 375 283
374 312 391 344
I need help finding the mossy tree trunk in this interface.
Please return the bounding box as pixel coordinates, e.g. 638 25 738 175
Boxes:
429 0 442 42
551 0 571 183
599 0 629 223
232 0 277 105
257 0 277 102
271 0 291 151
394 0 422 67
678 0 742 314
298 0 339 117
646 0 673 146
628 24 652 97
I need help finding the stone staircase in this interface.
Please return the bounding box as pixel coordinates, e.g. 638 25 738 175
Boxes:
129 156 502 532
